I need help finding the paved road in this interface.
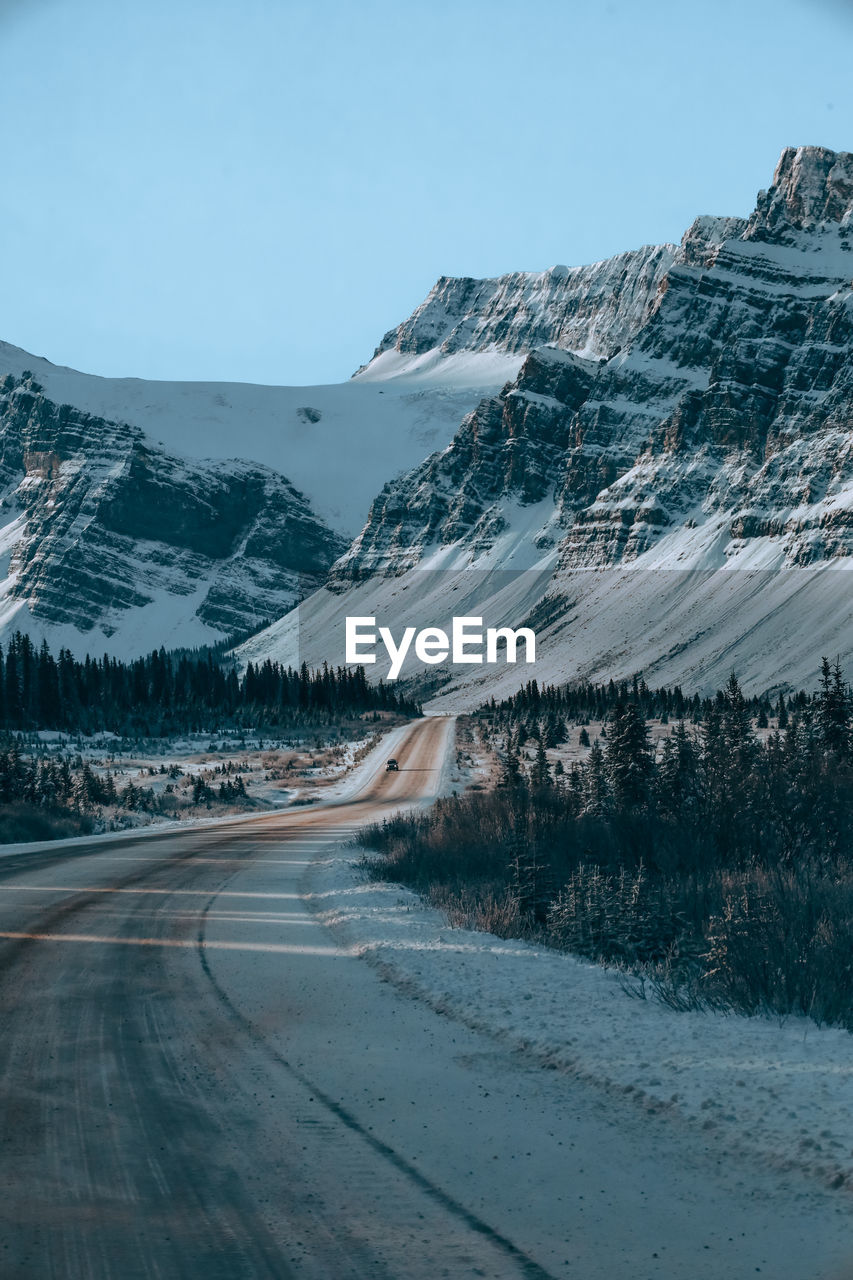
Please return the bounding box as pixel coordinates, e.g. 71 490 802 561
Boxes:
0 717 850 1279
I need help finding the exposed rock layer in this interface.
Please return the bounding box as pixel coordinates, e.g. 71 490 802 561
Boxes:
339 146 853 583
0 374 344 648
361 244 676 369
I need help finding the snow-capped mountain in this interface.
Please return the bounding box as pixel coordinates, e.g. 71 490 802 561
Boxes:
0 319 516 655
0 340 507 539
8 143 853 681
239 146 853 701
0 216 676 657
356 243 675 378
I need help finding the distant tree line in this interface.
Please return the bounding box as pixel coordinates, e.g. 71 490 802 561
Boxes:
484 672 791 744
484 665 852 870
0 632 421 735
0 749 138 812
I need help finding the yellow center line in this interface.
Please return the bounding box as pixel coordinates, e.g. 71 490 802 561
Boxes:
0 886 303 899
0 930 343 954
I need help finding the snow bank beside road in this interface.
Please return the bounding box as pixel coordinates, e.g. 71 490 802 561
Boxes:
307 849 853 1195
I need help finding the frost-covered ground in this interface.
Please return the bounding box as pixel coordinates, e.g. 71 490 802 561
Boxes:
4 713 851 1274
307 846 853 1197
307 723 853 1196
2 726 386 843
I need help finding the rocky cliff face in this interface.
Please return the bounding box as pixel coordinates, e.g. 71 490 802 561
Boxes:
312 146 853 695
747 145 853 237
337 146 853 580
357 243 676 372
0 374 344 652
9 143 853 690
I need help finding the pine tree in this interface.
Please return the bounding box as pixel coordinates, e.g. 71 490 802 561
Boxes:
777 691 789 730
605 701 653 810
817 657 850 756
501 731 522 787
583 740 610 817
656 721 699 819
721 673 754 766
531 738 551 788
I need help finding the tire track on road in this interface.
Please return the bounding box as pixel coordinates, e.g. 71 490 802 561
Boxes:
194 846 560 1280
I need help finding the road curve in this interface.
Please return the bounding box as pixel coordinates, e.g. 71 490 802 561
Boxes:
0 716 849 1279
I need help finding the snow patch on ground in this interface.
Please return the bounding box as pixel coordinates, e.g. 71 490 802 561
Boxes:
0 728 390 854
353 348 523 386
306 849 853 1195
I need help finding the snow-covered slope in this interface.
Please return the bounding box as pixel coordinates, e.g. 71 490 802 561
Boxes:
0 372 346 655
0 341 507 538
239 146 853 700
0 216 679 658
0 301 529 657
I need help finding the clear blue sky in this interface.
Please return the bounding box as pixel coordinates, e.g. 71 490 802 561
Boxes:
0 0 851 386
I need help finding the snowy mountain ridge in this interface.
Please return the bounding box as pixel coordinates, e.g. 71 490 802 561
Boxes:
0 339 503 538
5 142 853 676
0 372 346 655
238 145 853 700
356 242 676 377
0 199 681 656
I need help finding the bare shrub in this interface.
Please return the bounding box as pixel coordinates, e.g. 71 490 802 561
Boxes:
431 886 530 940
701 868 853 1028
0 803 93 843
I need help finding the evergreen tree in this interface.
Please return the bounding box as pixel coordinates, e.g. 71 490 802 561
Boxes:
531 738 551 788
583 740 610 817
777 691 789 729
502 744 522 787
605 702 653 810
721 673 754 767
818 657 850 756
656 721 699 819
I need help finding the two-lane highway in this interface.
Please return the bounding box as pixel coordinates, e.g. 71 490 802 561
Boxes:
0 716 848 1279
0 717 518 1280
0 717 556 1279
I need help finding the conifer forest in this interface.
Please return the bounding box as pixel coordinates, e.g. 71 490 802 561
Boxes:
360 660 853 1029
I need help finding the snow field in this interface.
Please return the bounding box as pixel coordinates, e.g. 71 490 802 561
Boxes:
0 339 510 537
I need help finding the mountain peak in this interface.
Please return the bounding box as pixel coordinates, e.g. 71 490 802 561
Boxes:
357 244 675 377
747 145 853 238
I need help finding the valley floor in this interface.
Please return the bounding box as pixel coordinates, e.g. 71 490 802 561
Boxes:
0 725 389 846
